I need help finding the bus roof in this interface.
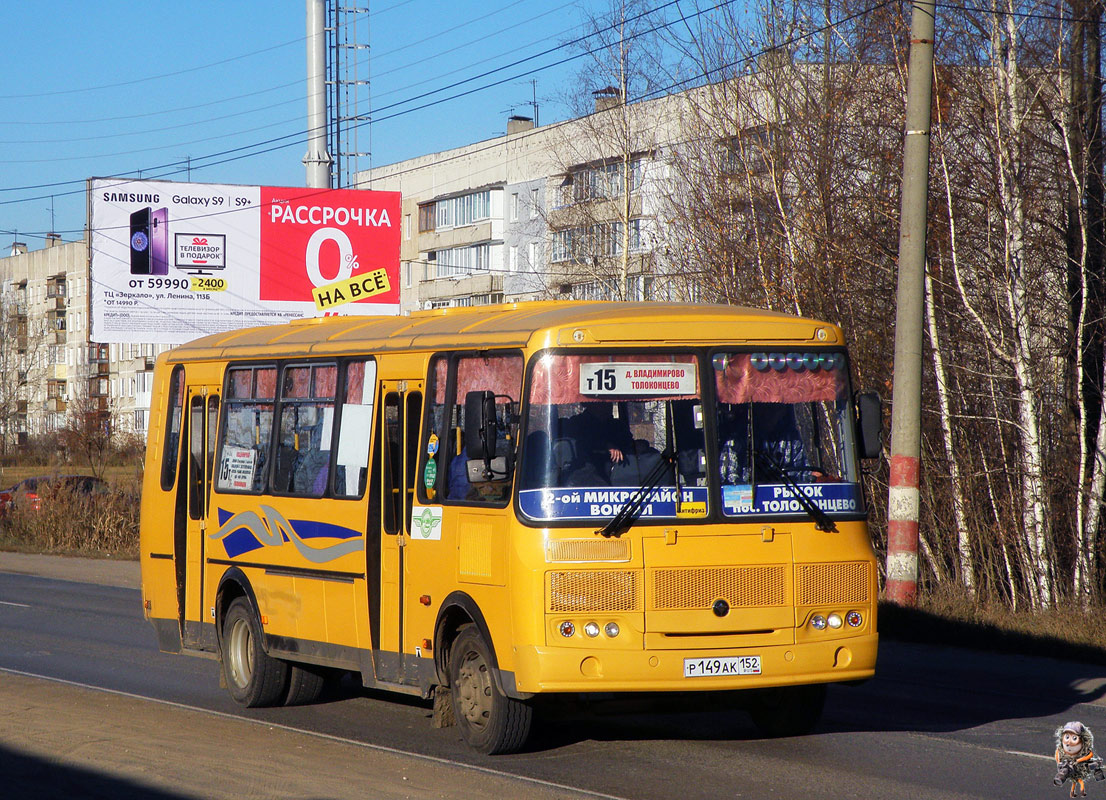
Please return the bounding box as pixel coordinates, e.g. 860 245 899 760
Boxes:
164 301 842 363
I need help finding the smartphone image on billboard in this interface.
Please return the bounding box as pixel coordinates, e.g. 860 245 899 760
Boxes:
150 207 169 275
129 207 151 275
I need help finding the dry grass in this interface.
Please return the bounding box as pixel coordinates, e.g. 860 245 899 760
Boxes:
880 583 1106 664
0 483 140 559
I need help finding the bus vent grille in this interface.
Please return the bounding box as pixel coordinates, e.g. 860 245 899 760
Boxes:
547 539 631 563
548 570 638 612
795 562 869 606
651 565 786 609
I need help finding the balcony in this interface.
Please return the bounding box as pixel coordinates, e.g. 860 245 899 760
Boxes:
47 398 66 413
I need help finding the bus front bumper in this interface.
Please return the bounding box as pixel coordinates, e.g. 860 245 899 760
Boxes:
508 633 878 695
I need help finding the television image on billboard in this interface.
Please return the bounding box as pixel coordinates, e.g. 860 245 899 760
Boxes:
174 233 226 274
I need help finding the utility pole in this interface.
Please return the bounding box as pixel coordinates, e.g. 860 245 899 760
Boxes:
886 0 937 606
304 0 332 189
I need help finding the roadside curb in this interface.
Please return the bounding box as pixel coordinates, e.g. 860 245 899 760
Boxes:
0 551 139 590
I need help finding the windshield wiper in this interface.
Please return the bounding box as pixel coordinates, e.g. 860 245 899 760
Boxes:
753 449 838 532
597 448 676 538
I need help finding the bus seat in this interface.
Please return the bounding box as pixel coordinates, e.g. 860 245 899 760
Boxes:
521 430 551 489
552 437 576 471
274 445 297 492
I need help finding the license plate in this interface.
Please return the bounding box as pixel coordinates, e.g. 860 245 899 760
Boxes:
684 655 761 677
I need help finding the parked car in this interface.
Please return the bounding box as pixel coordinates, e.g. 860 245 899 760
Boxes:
0 475 108 516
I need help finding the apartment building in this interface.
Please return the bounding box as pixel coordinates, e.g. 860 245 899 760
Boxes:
0 235 170 447
362 90 685 309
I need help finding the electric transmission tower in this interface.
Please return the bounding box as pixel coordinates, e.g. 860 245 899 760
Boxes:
326 2 372 188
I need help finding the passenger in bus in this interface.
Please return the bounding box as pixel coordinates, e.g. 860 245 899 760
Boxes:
752 403 810 481
447 440 473 500
717 403 751 484
288 418 330 496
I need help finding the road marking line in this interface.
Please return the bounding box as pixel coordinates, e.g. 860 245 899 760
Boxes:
0 666 630 800
1006 750 1054 761
0 600 30 608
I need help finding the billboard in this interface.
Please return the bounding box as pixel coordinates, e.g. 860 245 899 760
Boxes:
89 178 401 345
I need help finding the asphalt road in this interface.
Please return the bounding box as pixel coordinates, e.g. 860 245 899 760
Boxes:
0 556 1099 799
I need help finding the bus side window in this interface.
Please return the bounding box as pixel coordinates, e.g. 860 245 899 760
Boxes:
382 393 401 533
215 366 276 494
160 366 185 491
188 396 205 518
274 364 337 497
422 351 522 505
334 360 376 499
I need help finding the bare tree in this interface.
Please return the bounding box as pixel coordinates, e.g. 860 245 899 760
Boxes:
542 0 668 301
60 382 118 481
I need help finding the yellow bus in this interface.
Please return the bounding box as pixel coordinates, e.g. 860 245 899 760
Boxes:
140 301 882 754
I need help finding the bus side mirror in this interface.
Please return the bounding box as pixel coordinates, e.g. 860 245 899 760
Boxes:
464 390 497 460
855 392 882 460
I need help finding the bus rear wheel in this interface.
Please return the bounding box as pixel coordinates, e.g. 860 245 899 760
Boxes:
222 597 289 708
284 663 329 706
748 684 827 738
448 625 532 754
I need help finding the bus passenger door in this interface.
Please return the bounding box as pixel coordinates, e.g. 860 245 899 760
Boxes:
182 387 219 650
376 379 424 684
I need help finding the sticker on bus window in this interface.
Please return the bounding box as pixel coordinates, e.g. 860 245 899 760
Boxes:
518 486 709 521
579 362 697 397
721 482 861 517
218 447 257 491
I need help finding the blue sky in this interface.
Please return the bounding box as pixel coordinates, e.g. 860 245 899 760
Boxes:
0 0 620 249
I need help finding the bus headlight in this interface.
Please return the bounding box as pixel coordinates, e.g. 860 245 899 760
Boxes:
810 614 827 630
584 622 600 638
827 613 843 629
559 621 576 637
604 622 620 638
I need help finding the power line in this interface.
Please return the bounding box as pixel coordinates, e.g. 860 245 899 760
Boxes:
2 0 885 236
0 0 679 204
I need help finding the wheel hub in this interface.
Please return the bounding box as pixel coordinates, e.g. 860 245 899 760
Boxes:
456 650 492 730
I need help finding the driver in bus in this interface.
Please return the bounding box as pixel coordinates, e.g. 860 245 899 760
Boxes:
565 402 634 484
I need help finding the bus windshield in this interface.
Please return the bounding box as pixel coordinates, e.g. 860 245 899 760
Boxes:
713 351 862 519
519 353 705 522
518 350 863 523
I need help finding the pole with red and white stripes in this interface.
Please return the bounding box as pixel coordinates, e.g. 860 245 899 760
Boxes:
887 0 936 606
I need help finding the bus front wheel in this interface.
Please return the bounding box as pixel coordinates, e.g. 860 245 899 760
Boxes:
222 597 289 708
448 625 532 754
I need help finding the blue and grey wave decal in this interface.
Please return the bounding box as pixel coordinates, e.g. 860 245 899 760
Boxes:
211 505 364 563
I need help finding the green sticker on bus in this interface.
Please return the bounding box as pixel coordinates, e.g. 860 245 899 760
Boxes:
423 458 437 488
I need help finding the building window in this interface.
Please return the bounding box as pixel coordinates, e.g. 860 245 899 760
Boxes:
551 220 645 263
433 190 492 230
509 245 518 273
510 193 519 222
418 203 435 233
529 241 538 270
405 260 413 289
529 187 539 219
559 159 645 207
435 243 491 278
404 214 412 241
